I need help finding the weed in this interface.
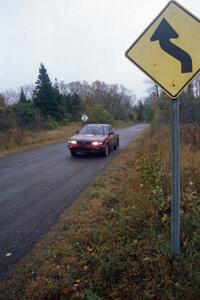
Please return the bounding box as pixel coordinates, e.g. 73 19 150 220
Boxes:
99 251 129 285
181 123 200 150
92 179 105 188
84 289 102 300
102 192 119 209
89 191 101 199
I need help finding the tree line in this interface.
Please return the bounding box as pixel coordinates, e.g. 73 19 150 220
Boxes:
1 62 200 134
0 64 82 131
136 76 200 125
137 77 200 151
0 63 142 132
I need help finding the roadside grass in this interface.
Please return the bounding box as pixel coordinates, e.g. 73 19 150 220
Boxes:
0 125 200 299
0 123 80 156
0 120 134 156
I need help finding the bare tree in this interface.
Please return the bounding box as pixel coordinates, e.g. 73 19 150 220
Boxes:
144 79 161 101
0 94 6 107
193 74 200 97
1 89 19 105
58 80 136 121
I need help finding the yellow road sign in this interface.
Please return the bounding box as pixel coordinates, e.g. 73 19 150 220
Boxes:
126 1 200 99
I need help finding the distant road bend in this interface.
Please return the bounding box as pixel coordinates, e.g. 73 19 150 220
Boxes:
0 124 148 279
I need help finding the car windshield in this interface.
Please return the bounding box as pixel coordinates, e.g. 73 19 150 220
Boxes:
79 125 109 135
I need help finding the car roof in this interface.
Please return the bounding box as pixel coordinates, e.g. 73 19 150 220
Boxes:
85 123 111 127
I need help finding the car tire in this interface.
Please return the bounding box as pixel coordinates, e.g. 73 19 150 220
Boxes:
70 151 77 157
104 144 110 157
113 138 119 150
117 138 119 148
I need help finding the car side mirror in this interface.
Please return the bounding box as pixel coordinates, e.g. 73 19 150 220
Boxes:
76 130 79 134
110 131 114 135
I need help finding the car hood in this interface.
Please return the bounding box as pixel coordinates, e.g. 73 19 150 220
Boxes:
70 134 107 142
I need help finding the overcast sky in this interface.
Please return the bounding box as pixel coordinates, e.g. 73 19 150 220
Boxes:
1 0 200 98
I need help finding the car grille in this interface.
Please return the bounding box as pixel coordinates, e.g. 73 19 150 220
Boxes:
77 141 91 146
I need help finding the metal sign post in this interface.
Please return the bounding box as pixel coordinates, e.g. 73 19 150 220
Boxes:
171 98 180 259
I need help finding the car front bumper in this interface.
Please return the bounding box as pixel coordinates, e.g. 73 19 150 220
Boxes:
68 144 106 154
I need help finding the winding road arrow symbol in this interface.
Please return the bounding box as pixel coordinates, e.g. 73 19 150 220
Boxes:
150 18 192 73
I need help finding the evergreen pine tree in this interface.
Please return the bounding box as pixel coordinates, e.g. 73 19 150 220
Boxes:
19 87 27 103
137 100 144 122
52 78 64 122
69 93 82 121
33 63 56 118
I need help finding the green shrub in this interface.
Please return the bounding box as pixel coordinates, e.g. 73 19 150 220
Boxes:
12 102 41 127
46 119 59 130
86 105 114 124
85 289 102 300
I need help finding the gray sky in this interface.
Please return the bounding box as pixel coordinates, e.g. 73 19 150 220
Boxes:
1 0 200 98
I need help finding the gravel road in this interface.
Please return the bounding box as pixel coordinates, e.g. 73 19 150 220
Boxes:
0 124 148 279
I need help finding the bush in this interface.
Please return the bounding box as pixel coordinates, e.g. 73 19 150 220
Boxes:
86 105 114 124
0 106 16 131
46 119 59 130
181 123 200 150
12 102 41 128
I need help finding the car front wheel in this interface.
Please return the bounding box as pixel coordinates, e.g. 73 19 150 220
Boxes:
113 138 119 150
70 151 77 157
103 144 110 157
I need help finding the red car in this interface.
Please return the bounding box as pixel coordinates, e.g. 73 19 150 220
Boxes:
68 123 119 157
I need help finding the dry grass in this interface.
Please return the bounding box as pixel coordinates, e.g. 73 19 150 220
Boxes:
0 125 200 299
0 123 80 156
181 124 200 150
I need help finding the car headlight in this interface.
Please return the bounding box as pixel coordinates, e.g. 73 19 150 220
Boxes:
91 141 103 146
68 140 77 144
